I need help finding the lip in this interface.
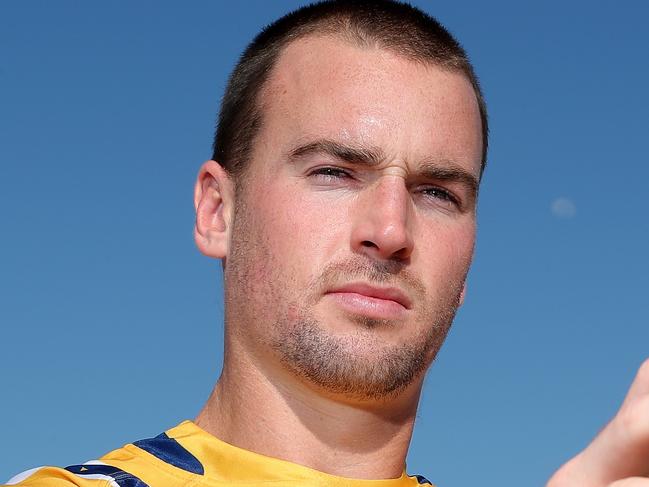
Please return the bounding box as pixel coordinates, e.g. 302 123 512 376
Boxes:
325 283 412 319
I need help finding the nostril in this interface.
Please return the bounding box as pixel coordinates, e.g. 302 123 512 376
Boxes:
361 240 378 249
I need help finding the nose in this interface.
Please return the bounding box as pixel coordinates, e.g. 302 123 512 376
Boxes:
350 177 414 261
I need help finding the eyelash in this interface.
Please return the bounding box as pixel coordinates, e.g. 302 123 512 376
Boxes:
310 166 352 180
420 187 459 206
308 166 460 208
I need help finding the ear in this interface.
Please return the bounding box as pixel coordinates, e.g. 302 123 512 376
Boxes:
458 282 467 307
194 161 235 259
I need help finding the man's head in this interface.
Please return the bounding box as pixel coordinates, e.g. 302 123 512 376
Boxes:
212 0 488 180
195 0 485 404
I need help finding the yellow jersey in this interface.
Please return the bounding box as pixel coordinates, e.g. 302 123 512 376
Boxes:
4 420 433 487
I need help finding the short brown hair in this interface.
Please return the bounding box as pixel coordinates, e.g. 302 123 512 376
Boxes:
212 0 488 178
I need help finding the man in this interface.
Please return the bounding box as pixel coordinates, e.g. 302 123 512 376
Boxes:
5 1 648 486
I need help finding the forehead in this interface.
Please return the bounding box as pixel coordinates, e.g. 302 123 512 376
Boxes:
254 35 483 175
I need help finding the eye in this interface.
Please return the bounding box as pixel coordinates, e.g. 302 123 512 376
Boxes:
420 186 460 208
308 166 352 181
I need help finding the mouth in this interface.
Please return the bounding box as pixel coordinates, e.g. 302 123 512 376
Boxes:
324 283 412 320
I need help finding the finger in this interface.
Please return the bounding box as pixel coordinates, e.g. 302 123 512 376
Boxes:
576 360 649 483
609 478 649 487
622 359 649 405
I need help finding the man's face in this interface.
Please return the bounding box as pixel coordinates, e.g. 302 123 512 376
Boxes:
223 36 483 401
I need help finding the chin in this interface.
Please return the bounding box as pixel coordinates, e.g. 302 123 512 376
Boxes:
271 311 447 401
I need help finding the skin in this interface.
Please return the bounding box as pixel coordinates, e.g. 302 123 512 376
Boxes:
194 35 481 480
192 34 649 485
547 358 649 486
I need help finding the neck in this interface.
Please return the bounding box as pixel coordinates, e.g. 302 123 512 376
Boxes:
195 339 423 480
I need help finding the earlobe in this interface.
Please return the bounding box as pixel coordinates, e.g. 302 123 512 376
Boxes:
194 161 234 259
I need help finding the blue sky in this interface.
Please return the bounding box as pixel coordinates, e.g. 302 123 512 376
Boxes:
1 1 648 486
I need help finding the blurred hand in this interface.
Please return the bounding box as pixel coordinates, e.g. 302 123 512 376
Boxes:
547 359 649 487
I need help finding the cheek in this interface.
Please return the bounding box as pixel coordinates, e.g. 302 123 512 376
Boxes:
253 181 349 266
416 220 475 282
236 186 323 294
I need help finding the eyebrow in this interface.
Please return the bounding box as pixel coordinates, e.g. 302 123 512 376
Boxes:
417 162 479 197
288 138 480 197
289 139 384 166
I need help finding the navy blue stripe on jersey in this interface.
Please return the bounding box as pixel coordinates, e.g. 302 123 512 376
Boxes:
414 474 433 485
65 464 149 487
133 432 204 475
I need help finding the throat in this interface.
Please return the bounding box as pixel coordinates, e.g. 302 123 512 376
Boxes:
194 353 422 480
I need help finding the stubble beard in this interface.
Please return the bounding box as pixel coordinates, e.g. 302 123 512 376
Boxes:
272 262 463 401
225 191 466 402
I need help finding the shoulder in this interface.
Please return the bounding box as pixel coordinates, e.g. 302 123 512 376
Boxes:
3 422 205 487
3 462 129 486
